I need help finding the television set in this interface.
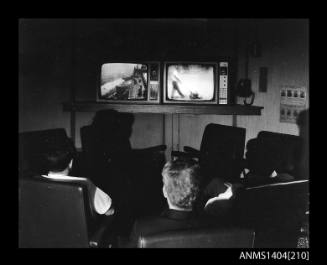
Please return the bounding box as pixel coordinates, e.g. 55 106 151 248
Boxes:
98 62 160 103
163 61 230 105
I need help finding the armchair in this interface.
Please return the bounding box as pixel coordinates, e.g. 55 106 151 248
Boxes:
19 178 114 248
233 179 309 248
243 130 305 186
172 123 246 183
80 121 167 218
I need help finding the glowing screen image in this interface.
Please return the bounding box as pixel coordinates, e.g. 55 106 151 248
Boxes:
166 64 215 101
100 63 148 100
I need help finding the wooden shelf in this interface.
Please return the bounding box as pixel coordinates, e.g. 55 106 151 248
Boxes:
63 101 263 115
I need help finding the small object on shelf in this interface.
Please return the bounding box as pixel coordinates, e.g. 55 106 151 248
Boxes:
236 78 255 106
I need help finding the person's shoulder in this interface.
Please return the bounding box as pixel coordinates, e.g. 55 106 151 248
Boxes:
132 213 170 237
134 215 163 228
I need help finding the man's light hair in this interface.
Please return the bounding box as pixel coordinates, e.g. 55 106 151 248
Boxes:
162 158 202 210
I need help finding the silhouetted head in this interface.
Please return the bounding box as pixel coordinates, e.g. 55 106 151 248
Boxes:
161 158 202 211
92 110 118 132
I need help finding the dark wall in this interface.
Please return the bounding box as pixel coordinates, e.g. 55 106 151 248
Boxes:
19 19 72 134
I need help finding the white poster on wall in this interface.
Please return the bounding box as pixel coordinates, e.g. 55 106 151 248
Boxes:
280 86 307 123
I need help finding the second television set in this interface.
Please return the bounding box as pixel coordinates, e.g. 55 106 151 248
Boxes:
163 61 230 104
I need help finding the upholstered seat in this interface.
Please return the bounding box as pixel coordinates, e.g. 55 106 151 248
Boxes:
171 123 246 183
233 180 309 248
19 178 113 248
244 130 304 183
137 228 255 248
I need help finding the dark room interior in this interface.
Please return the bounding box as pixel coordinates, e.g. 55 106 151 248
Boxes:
19 18 309 250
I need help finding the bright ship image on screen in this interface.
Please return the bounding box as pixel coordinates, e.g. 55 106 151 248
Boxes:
100 63 148 100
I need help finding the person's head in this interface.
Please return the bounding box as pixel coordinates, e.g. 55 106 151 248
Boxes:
161 158 202 211
43 138 75 175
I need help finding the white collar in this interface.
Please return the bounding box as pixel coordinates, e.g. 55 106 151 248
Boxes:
41 173 87 181
46 172 71 177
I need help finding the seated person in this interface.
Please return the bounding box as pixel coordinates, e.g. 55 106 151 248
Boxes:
39 138 115 220
127 158 218 247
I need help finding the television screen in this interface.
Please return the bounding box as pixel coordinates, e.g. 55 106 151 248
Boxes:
100 63 148 100
166 64 215 101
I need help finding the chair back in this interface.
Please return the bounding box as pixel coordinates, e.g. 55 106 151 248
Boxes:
80 125 93 155
238 180 309 227
19 178 90 248
234 180 309 247
200 123 246 181
80 125 105 179
257 131 303 178
138 228 255 248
